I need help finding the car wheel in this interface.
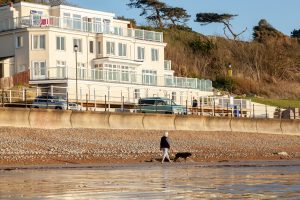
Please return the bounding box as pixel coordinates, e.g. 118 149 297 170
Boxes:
34 106 39 109
55 107 62 110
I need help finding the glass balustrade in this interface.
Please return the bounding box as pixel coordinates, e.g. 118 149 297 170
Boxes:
0 16 163 42
30 66 213 91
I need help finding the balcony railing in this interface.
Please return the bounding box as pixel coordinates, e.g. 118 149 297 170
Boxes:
0 15 164 42
30 66 213 92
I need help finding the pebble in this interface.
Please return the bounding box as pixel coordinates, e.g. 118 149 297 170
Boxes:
0 127 300 165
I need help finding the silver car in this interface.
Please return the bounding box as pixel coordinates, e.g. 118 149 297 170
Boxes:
32 95 68 110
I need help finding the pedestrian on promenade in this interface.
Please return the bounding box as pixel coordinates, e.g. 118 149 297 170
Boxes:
192 97 198 115
160 131 172 163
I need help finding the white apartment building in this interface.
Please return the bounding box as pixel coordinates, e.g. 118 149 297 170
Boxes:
0 1 213 104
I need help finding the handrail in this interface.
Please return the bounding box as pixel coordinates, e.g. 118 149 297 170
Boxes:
0 15 164 42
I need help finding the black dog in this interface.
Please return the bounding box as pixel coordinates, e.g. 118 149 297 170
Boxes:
174 152 192 162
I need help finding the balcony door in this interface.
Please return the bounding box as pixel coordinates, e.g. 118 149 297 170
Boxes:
32 61 46 79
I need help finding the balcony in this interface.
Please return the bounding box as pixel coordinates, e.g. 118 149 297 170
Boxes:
30 66 213 92
0 15 164 43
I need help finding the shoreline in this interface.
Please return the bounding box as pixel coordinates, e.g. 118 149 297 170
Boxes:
1 127 300 168
1 159 300 171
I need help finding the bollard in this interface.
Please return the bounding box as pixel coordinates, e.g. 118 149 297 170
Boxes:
227 102 229 117
122 96 125 112
265 105 268 118
86 93 88 111
46 93 49 109
24 89 27 108
186 100 188 115
252 104 255 118
1 89 4 107
213 100 216 117
105 95 107 112
240 102 242 118
66 92 69 110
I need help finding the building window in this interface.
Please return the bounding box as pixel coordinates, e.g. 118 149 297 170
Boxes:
73 14 82 30
134 89 140 99
32 35 45 50
56 36 65 51
151 48 159 61
63 13 72 28
172 92 176 101
137 47 145 60
118 43 127 57
97 41 101 54
142 70 157 85
56 60 66 78
89 41 94 53
73 38 82 52
106 41 115 55
77 63 86 79
16 36 23 48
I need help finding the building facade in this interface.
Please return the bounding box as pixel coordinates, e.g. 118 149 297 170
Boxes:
0 1 213 105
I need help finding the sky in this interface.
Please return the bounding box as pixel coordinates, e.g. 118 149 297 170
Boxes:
71 0 300 40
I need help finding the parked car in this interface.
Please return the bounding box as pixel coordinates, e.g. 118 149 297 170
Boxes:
68 102 81 111
137 97 186 114
31 95 68 110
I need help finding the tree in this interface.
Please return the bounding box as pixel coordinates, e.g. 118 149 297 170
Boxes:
291 29 300 38
161 7 190 27
253 19 284 42
195 13 247 40
127 0 167 28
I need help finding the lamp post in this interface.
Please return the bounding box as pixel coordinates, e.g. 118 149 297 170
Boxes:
228 63 233 94
74 44 78 105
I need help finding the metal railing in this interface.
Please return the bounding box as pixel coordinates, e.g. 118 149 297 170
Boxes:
0 15 163 42
30 66 213 92
1 87 299 120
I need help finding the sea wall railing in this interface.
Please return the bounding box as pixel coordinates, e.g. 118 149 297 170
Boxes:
0 86 299 120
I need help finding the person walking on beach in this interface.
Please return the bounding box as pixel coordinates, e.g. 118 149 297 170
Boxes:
160 132 172 163
192 97 198 115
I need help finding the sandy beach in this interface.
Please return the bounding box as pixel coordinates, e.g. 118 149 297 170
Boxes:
0 127 300 167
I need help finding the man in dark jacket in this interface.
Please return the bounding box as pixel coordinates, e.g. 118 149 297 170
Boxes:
160 132 172 163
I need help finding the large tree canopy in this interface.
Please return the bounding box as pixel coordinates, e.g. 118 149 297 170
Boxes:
291 29 300 38
161 7 190 27
195 13 247 40
127 0 190 28
127 0 166 28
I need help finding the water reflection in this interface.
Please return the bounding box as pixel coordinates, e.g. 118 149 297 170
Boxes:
0 162 300 199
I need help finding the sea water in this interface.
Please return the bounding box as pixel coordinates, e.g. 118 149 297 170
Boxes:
0 161 299 199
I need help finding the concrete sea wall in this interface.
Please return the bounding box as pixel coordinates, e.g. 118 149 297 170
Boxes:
1 108 299 136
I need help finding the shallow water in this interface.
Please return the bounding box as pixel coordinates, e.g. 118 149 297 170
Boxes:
0 161 300 199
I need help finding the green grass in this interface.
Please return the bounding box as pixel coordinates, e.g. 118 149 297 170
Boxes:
247 97 300 108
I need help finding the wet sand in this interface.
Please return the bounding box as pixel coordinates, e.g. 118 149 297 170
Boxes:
0 127 300 168
1 161 300 199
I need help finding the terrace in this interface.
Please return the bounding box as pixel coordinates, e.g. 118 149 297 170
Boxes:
30 66 213 92
0 15 164 42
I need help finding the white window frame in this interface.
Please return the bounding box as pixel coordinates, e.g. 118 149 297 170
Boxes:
32 60 46 78
137 46 145 60
106 41 115 55
151 48 159 61
89 41 94 53
32 35 46 50
16 36 23 48
56 36 65 51
97 41 101 54
134 89 140 99
118 43 127 57
73 38 82 53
